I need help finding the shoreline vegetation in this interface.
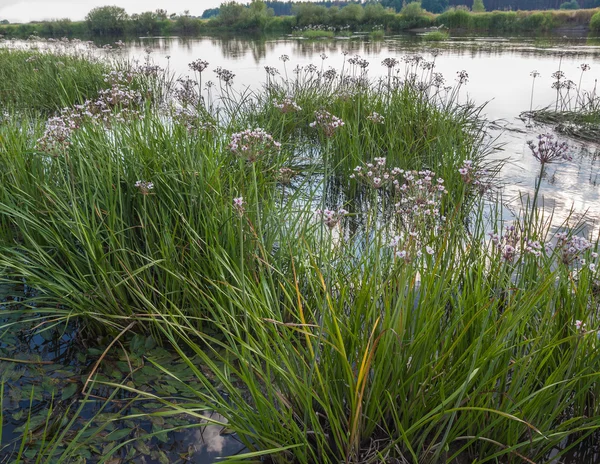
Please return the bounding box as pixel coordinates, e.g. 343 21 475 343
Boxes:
0 2 600 38
1 37 600 462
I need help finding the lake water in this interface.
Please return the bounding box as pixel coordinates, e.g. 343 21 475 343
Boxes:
124 33 600 233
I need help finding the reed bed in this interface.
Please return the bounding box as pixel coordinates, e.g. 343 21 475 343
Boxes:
525 62 600 143
0 42 599 463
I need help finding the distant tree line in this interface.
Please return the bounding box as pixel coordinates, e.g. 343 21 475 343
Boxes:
203 0 600 17
1 1 599 38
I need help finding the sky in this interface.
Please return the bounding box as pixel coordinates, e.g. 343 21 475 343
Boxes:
0 0 229 23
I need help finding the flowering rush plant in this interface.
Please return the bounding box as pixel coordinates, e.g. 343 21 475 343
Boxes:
315 208 348 229
135 180 154 195
273 97 302 114
233 196 245 216
309 110 344 137
487 226 598 270
228 128 281 162
527 134 571 166
350 158 448 263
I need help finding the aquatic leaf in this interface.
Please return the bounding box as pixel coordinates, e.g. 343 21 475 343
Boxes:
104 458 121 464
135 439 151 455
130 334 144 354
40 328 55 342
61 383 78 400
144 336 156 350
103 442 116 455
156 450 169 464
105 428 132 441
154 430 169 443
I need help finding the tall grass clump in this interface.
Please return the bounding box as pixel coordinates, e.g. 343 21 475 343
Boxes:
422 30 449 40
1 45 600 463
148 159 600 463
0 49 481 335
0 47 108 113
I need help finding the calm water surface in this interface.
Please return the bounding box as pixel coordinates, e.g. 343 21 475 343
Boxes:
127 34 600 233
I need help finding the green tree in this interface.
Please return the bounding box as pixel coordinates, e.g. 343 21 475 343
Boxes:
202 8 221 19
131 11 161 34
401 1 425 19
292 2 328 27
590 10 600 32
421 0 448 14
85 6 128 35
559 0 579 8
248 0 274 29
218 1 247 26
363 3 387 24
175 10 201 34
338 3 364 25
472 0 486 12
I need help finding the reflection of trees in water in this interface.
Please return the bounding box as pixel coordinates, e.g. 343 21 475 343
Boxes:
175 37 198 53
131 37 171 53
207 35 268 63
130 36 600 65
290 38 384 58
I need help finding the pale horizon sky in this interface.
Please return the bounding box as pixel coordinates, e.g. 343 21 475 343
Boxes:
0 0 272 23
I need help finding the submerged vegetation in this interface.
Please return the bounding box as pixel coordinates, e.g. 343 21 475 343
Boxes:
1 38 600 463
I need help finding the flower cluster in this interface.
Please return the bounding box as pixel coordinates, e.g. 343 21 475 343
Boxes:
233 197 245 216
322 68 338 81
350 157 398 189
366 112 385 124
36 116 74 153
394 170 448 234
278 167 296 185
348 55 370 70
381 57 399 69
214 67 235 85
171 107 215 133
488 225 521 262
458 160 492 194
189 59 209 73
315 208 348 229
135 180 154 195
103 70 134 86
228 128 281 162
456 70 469 85
264 66 279 77
37 74 144 154
137 63 162 77
573 319 600 340
309 110 345 137
273 97 302 113
527 134 571 166
487 227 598 268
552 233 593 266
174 77 200 107
390 235 435 264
